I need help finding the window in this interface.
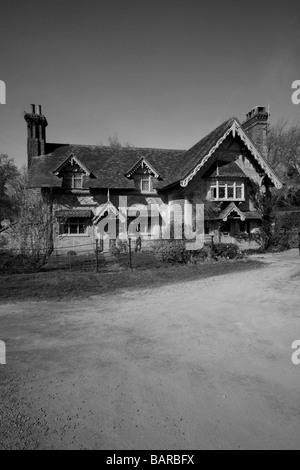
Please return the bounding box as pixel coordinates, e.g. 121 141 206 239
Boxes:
236 185 243 199
140 175 153 193
63 173 83 189
210 181 244 201
59 218 88 236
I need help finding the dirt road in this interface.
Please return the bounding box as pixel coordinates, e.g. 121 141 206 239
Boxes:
1 250 300 449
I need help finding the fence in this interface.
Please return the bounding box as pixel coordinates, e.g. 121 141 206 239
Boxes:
0 235 216 274
43 242 99 272
43 238 167 272
0 237 153 274
42 240 125 272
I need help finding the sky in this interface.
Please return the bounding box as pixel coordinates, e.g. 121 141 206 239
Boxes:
0 0 299 167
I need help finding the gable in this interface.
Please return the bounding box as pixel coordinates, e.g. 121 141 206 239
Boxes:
53 154 92 176
125 157 160 179
93 200 126 223
177 119 282 189
219 202 247 221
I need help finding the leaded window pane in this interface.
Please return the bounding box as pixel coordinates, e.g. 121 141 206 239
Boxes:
227 186 234 198
78 223 86 234
73 176 83 189
141 177 151 192
236 186 243 199
219 186 226 198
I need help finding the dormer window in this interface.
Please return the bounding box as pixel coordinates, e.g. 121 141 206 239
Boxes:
53 154 93 189
63 172 83 189
125 157 160 194
140 175 154 193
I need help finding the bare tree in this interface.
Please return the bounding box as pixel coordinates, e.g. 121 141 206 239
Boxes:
108 133 134 149
0 154 20 221
12 170 54 260
267 120 300 205
0 164 54 270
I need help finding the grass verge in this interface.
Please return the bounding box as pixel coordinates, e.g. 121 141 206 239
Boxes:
0 258 264 303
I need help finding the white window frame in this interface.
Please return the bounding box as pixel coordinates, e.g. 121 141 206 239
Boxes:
140 175 154 193
63 173 83 189
59 217 89 236
210 181 245 201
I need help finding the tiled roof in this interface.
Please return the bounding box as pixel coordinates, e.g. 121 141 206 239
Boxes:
27 118 236 189
243 211 262 220
210 162 247 178
55 209 93 218
27 115 282 190
169 118 235 184
28 144 185 189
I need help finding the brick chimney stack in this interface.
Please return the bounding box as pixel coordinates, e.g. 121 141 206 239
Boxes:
242 106 269 157
24 104 48 167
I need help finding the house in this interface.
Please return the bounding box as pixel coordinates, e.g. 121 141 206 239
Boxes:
26 104 282 252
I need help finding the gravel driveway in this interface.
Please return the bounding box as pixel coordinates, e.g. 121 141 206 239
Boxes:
1 249 300 450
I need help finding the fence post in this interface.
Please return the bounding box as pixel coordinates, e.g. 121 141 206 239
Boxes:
95 239 99 273
211 235 215 257
128 237 132 269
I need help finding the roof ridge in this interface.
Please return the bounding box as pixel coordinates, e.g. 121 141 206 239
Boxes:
46 142 186 152
181 116 235 158
171 116 236 184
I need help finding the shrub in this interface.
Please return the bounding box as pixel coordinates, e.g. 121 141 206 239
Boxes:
0 252 40 274
267 232 290 252
153 240 241 264
235 230 270 250
188 245 211 264
153 241 213 264
270 211 300 252
153 240 190 264
213 243 240 259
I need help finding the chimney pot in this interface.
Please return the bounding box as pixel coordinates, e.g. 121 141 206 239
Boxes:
25 104 48 166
